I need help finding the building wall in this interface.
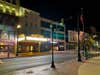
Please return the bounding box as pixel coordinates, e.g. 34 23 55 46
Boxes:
19 10 41 35
0 24 15 55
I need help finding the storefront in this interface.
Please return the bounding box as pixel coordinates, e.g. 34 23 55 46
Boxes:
0 39 15 58
0 25 15 58
18 40 40 53
17 34 49 54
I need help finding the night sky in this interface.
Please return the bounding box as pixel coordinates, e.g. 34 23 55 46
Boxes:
20 0 100 32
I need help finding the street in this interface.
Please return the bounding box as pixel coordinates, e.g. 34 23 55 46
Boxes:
0 53 76 74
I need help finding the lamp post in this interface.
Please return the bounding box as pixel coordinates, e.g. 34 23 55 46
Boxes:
77 14 82 62
16 24 21 56
50 25 56 69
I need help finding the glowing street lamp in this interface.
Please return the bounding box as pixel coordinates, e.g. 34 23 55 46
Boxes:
17 24 21 29
16 24 21 56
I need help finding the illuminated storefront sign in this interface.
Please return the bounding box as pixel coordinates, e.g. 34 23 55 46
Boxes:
18 36 48 42
68 30 84 42
0 39 15 45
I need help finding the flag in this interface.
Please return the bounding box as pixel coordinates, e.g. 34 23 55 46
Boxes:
80 14 84 24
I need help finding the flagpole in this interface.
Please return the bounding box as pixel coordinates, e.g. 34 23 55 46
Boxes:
80 8 87 59
80 8 84 42
81 8 84 34
77 12 82 62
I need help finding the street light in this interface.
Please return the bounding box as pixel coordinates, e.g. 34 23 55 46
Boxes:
50 24 56 69
16 24 21 56
17 24 21 29
77 14 82 62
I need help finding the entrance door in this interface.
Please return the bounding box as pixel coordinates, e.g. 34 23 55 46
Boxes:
19 42 39 53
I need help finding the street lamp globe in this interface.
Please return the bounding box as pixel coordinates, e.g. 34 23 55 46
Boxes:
17 24 21 29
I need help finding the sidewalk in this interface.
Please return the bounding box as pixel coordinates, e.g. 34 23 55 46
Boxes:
11 57 100 75
79 56 100 75
6 60 82 75
0 52 16 58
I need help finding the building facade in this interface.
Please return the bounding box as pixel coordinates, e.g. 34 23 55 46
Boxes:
0 0 66 57
40 17 65 51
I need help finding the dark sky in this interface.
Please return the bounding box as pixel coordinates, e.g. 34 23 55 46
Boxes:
20 0 100 32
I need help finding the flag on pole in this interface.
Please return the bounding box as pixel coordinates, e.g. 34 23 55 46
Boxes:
80 14 84 24
80 8 84 25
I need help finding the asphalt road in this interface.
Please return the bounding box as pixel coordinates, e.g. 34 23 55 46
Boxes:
0 54 76 74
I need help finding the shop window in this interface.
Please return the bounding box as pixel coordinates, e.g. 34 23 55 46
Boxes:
1 31 8 39
41 21 50 28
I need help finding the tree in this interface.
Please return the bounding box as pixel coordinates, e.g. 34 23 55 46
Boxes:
84 34 95 50
89 26 96 34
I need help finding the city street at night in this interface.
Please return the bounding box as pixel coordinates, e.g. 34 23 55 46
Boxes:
0 53 76 75
0 0 100 75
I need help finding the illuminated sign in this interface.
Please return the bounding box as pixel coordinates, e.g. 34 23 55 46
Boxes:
18 36 48 42
68 30 84 42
